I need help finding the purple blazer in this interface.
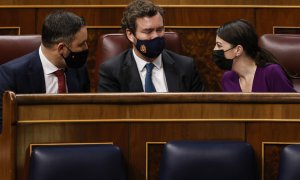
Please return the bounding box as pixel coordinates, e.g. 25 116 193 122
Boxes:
222 64 296 92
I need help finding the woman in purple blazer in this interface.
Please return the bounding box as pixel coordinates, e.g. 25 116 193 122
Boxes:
212 19 295 92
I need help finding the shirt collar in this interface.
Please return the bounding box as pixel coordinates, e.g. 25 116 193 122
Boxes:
132 49 162 72
39 46 62 75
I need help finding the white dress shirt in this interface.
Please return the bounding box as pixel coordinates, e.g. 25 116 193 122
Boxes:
132 49 168 92
39 46 67 93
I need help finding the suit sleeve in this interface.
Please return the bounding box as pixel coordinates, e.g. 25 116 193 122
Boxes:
81 67 91 92
190 59 205 92
97 62 121 92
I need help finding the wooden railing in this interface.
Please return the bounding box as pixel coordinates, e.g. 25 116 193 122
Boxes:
1 91 300 180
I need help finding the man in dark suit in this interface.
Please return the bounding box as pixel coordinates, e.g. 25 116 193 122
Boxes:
98 0 204 92
0 10 90 132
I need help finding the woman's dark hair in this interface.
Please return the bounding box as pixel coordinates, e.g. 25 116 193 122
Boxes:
121 0 164 34
217 19 278 67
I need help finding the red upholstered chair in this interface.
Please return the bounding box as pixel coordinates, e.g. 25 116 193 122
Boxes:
0 35 41 65
259 34 300 91
94 32 183 91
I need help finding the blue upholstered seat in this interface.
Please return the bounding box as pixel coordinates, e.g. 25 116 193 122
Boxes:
28 144 127 180
159 141 258 180
278 144 300 180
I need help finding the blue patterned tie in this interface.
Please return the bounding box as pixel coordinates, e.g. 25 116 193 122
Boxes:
145 63 156 92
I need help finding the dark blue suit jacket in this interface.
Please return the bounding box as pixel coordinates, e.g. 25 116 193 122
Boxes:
0 49 90 132
98 49 204 92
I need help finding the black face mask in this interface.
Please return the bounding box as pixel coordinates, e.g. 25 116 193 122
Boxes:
62 46 89 68
212 46 236 70
135 36 165 59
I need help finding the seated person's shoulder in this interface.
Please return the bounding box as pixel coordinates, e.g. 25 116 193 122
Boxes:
163 49 194 66
222 70 237 81
262 63 287 77
1 50 38 70
264 63 283 71
100 49 131 68
223 70 235 76
164 49 192 60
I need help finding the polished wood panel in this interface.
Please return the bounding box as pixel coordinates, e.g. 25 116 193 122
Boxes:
274 27 300 34
35 8 125 30
263 143 285 180
2 0 300 5
247 123 300 180
0 28 20 35
0 9 36 34
256 8 300 35
2 92 300 180
164 7 255 26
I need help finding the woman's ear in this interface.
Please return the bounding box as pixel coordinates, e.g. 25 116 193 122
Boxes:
235 45 243 56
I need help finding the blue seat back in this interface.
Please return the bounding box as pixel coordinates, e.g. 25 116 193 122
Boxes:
28 144 127 180
278 144 300 180
159 141 258 180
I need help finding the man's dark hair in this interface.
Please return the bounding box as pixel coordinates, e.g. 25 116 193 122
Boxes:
42 10 86 48
121 0 164 34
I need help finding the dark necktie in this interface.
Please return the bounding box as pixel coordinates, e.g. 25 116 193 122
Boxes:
53 69 66 93
145 63 156 92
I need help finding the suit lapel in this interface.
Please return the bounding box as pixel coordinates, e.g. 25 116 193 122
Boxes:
122 51 144 92
65 68 78 92
162 51 181 92
27 50 46 93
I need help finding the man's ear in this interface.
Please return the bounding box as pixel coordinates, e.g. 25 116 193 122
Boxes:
57 42 65 54
126 29 135 44
57 42 65 50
